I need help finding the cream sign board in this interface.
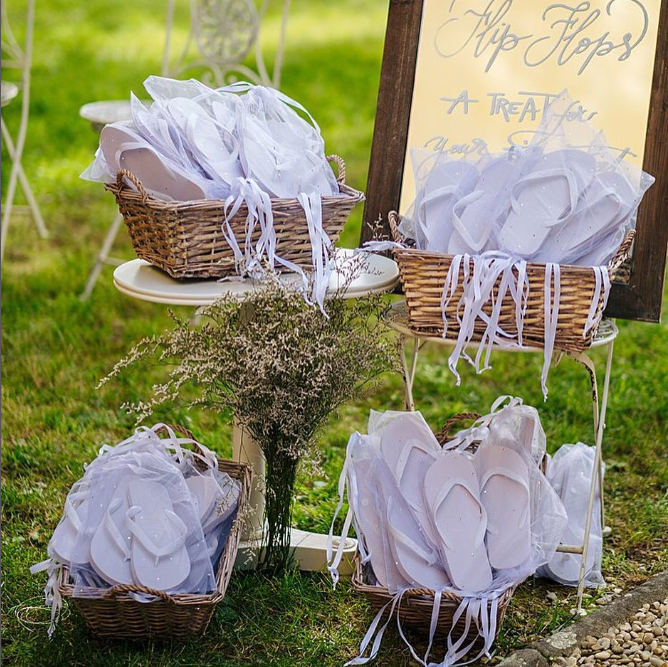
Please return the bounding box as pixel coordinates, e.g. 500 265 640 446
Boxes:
399 0 662 211
363 0 668 320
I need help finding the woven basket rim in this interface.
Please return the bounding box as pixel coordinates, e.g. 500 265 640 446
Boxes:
105 179 365 210
351 555 517 604
104 153 365 211
57 454 252 608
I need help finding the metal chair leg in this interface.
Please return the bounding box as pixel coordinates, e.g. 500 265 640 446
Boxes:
1 116 48 258
1 143 21 261
574 341 615 612
80 212 124 300
17 159 47 238
398 335 415 411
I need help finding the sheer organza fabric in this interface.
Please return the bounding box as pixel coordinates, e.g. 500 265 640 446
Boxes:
539 442 604 588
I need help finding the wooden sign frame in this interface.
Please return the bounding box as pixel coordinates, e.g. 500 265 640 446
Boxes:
361 0 668 322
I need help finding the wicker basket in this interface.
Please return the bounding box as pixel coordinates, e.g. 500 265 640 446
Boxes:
351 413 517 649
387 211 635 351
352 559 515 645
57 425 252 641
105 155 364 279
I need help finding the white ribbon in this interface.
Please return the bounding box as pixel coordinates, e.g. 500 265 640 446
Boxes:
222 177 335 312
583 266 611 338
437 250 600 400
345 592 403 665
29 558 63 638
541 263 561 400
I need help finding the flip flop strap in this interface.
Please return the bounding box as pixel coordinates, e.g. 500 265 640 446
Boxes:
385 501 438 566
510 166 579 226
569 185 622 222
417 183 464 230
63 489 89 532
430 476 488 551
394 439 436 496
104 497 131 560
126 506 188 565
450 189 490 251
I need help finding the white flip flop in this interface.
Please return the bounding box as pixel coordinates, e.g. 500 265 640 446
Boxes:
126 480 191 591
487 403 545 462
203 473 240 533
448 154 520 255
415 160 479 253
424 452 492 592
188 471 240 534
385 497 450 590
476 445 532 570
377 413 441 543
186 473 222 525
534 171 636 264
49 482 91 566
349 450 392 587
498 149 595 258
89 479 134 585
100 124 207 202
572 226 626 266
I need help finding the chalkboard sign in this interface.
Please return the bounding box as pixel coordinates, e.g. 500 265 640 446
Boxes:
363 0 668 322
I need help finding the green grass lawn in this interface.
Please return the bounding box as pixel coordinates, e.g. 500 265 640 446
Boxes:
1 0 667 665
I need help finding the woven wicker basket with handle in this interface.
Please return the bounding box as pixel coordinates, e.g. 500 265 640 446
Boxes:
105 155 364 279
57 425 252 640
352 413 515 649
387 211 635 351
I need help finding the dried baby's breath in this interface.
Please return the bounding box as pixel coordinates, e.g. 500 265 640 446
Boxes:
101 277 398 572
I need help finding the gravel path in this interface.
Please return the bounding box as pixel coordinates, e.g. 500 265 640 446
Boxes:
554 598 668 666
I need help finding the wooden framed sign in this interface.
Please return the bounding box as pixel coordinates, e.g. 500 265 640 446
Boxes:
362 0 668 321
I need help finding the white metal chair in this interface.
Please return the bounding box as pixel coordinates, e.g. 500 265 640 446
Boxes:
79 0 291 300
1 0 48 263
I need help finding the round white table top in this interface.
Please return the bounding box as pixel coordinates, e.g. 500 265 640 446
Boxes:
1 81 19 108
79 100 133 128
113 249 400 306
387 300 618 351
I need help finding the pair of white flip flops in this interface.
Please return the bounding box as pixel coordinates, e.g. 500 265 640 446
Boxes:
347 412 533 594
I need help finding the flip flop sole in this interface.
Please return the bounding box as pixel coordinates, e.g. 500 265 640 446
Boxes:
424 453 492 592
477 446 532 570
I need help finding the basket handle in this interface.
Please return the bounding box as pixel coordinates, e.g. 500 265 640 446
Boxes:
114 169 150 202
435 412 482 446
387 210 402 243
327 155 346 185
154 423 196 440
102 583 175 603
153 423 212 469
607 229 636 273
